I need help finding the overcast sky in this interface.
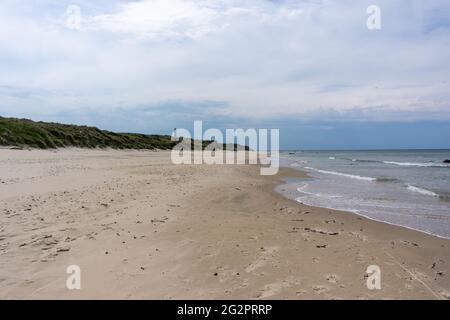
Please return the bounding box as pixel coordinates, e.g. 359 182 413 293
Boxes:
1 0 450 149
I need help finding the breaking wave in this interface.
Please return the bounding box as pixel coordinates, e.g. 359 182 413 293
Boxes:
304 167 376 181
384 161 450 168
406 184 439 197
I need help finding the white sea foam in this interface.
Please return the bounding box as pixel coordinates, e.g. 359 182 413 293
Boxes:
290 160 307 167
296 184 316 196
296 184 342 198
406 185 439 197
384 161 449 167
328 156 335 160
304 166 376 181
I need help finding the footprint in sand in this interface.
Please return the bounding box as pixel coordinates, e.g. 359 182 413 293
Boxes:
256 277 301 299
245 246 279 273
325 274 340 284
348 231 368 242
312 285 331 295
256 282 284 299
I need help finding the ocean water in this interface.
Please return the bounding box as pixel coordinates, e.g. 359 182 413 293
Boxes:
280 150 450 238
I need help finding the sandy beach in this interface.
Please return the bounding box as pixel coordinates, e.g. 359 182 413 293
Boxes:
0 149 449 299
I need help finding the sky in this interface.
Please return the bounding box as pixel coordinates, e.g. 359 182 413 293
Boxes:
0 0 450 149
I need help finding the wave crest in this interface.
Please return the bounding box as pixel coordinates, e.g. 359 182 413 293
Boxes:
384 161 450 168
406 185 439 197
304 167 376 181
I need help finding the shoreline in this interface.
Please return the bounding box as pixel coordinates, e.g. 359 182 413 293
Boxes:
275 173 450 241
0 149 449 299
269 169 450 300
277 151 450 240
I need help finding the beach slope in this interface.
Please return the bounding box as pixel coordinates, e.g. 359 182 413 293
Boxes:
0 149 449 299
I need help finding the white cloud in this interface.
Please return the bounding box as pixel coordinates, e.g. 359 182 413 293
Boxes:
86 0 218 40
0 0 450 123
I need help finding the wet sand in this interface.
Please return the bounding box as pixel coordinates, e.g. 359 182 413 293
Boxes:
0 149 449 299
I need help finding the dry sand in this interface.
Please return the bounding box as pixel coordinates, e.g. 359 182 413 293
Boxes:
0 149 449 299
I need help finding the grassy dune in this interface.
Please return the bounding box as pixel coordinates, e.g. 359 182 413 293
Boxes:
0 117 248 151
0 117 177 150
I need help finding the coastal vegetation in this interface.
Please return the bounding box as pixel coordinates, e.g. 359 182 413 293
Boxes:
0 116 247 151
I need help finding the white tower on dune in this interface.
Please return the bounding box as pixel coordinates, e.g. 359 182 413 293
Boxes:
171 128 177 141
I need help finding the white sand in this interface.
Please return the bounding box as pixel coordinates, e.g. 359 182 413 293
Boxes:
0 149 449 299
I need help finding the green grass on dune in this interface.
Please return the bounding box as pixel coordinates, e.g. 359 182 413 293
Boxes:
0 116 249 151
0 117 177 150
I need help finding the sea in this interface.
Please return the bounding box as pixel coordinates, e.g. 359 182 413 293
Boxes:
278 149 450 239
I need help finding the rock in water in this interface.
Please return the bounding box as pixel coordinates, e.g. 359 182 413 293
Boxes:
443 159 450 164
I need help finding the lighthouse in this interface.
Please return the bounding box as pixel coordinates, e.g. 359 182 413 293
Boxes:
171 128 177 141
